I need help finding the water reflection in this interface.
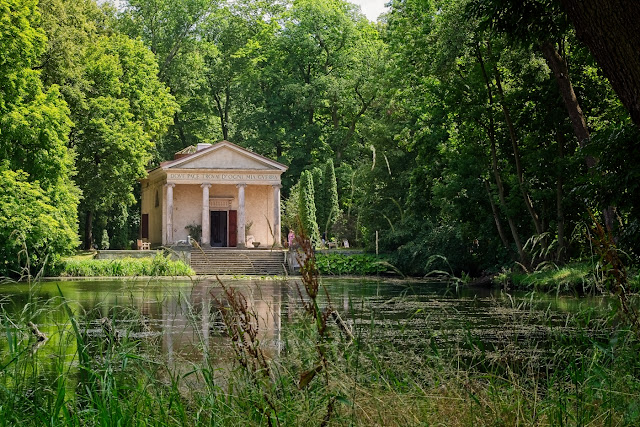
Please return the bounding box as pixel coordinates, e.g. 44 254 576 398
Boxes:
0 278 615 369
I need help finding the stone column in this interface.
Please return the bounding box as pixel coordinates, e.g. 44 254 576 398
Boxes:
165 183 175 244
201 183 211 246
237 183 247 248
272 184 282 247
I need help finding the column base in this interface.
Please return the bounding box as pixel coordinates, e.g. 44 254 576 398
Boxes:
237 243 246 249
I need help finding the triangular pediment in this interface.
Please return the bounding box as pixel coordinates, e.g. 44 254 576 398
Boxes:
164 141 287 172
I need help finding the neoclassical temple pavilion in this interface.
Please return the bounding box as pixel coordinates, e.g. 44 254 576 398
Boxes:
140 141 288 248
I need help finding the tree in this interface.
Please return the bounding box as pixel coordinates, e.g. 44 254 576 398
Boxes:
117 0 220 159
320 159 340 235
0 169 78 277
235 0 384 185
72 34 177 248
297 170 321 246
0 0 79 274
560 0 640 128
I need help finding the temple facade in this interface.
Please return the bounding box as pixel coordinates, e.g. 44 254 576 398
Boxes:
140 141 288 248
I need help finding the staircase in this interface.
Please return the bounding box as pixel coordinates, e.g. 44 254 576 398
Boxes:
190 248 287 276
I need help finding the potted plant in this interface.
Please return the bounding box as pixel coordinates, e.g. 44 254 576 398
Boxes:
185 223 202 243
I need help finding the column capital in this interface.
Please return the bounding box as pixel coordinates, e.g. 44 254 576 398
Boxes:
165 182 175 188
236 183 247 189
201 182 212 189
272 184 283 189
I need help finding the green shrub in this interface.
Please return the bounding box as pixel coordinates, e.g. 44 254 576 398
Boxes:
316 252 387 275
320 158 340 236
58 253 194 277
298 170 321 246
100 230 110 250
383 219 478 276
0 169 78 278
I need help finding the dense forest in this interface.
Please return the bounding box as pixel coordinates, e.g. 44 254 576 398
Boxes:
2 0 640 278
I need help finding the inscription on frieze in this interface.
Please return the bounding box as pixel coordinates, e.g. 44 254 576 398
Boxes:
167 173 279 182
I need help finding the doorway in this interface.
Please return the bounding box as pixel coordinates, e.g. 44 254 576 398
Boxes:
210 211 227 247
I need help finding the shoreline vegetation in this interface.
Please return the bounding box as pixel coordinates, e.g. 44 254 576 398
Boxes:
2 239 640 425
39 249 640 298
52 253 194 278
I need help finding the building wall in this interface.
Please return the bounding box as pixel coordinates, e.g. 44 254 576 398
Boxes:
168 183 275 247
181 147 273 170
172 184 202 243
141 179 164 246
245 185 274 247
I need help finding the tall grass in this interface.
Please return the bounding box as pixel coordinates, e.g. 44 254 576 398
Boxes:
55 253 194 277
1 241 640 425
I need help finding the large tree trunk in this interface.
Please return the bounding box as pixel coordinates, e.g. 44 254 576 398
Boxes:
541 41 592 152
84 211 93 250
560 0 640 128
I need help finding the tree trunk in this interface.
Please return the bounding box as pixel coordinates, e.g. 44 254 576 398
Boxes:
84 211 93 250
477 47 527 266
484 179 514 259
488 128 527 266
542 39 619 233
560 0 640 128
213 92 229 141
556 133 566 263
541 41 595 161
174 113 188 148
493 60 545 238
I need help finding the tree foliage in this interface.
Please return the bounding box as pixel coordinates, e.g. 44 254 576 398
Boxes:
297 170 321 246
71 33 177 248
3 0 640 276
0 169 77 277
0 0 78 276
320 159 340 235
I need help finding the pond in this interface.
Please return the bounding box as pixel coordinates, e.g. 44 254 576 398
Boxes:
3 277 638 425
0 277 615 370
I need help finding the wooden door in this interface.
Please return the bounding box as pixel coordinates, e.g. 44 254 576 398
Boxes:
211 211 228 247
141 214 149 239
229 210 237 247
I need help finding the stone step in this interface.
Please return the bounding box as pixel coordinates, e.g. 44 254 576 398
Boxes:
190 249 286 275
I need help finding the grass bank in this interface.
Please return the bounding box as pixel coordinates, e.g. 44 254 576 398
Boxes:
53 252 194 277
502 261 640 293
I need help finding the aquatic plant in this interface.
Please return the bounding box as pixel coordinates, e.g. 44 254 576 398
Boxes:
315 252 388 275
2 244 640 425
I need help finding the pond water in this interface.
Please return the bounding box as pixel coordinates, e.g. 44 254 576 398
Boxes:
0 277 616 370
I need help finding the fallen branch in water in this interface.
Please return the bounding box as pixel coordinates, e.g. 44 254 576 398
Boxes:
28 321 46 342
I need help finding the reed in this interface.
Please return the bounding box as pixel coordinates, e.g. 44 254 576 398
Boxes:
1 244 640 425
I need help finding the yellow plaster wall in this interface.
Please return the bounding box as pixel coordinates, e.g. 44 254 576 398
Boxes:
210 184 236 202
172 184 202 242
245 185 274 247
141 180 164 245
